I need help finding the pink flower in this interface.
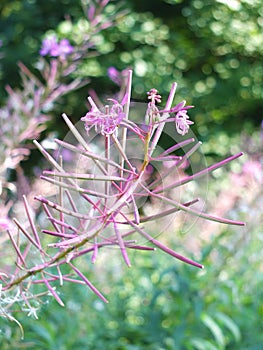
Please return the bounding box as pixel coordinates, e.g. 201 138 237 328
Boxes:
158 100 194 136
107 67 122 86
107 67 130 86
147 88 162 104
40 36 73 58
0 217 13 232
175 110 194 136
155 100 194 136
81 99 125 135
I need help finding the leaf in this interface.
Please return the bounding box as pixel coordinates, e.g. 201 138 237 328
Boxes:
30 324 54 344
189 338 218 350
215 312 241 342
201 313 225 349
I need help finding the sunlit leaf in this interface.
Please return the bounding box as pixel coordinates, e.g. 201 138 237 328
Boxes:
201 313 225 349
215 312 241 342
190 338 218 350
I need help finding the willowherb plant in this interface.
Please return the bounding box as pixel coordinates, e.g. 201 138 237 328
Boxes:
1 70 245 327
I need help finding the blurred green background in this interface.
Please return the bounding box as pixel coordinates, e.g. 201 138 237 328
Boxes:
0 0 262 349
1 0 262 139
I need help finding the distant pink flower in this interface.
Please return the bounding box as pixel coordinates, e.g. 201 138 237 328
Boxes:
107 67 122 86
242 159 262 183
57 39 74 56
0 217 13 232
40 36 57 56
40 36 73 58
107 67 130 86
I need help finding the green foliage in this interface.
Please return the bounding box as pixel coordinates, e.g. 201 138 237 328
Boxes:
0 1 262 349
1 91 256 350
1 0 262 140
61 0 263 137
1 201 262 349
1 131 260 349
0 0 82 89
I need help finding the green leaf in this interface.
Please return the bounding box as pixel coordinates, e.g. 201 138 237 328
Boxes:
215 312 241 342
189 338 218 350
29 324 54 345
201 313 225 349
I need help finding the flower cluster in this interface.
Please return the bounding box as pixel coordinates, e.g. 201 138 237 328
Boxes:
143 88 194 136
83 87 194 138
40 36 74 58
